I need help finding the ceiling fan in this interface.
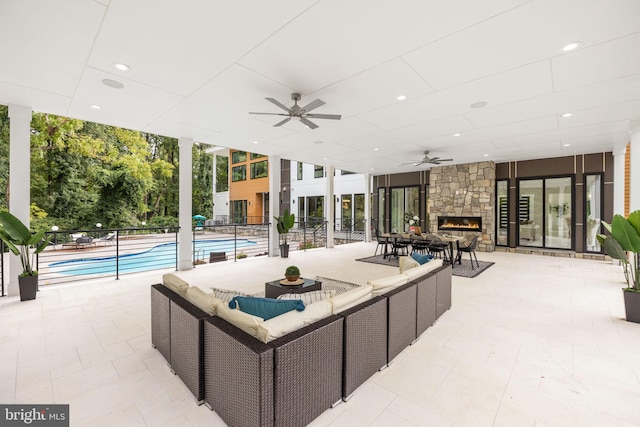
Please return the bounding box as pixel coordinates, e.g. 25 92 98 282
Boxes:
249 92 342 129
404 150 453 166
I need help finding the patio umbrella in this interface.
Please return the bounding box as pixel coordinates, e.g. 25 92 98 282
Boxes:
192 215 206 220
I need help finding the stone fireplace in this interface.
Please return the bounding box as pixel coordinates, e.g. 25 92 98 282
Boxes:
428 162 495 252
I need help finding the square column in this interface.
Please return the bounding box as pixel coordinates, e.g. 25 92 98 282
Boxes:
178 138 193 270
8 105 32 297
268 155 281 256
325 166 335 248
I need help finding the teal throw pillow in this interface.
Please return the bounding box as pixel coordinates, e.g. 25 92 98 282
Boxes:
411 252 434 265
228 296 305 320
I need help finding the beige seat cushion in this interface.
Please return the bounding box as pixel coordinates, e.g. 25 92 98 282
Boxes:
256 300 333 343
328 284 373 313
162 273 189 297
367 274 409 296
185 286 220 315
403 259 444 281
216 303 264 339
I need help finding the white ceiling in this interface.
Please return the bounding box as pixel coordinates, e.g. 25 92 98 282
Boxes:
1 0 638 174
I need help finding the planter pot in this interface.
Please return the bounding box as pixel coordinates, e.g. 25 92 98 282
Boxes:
18 275 38 301
280 244 289 258
285 275 300 282
623 289 640 323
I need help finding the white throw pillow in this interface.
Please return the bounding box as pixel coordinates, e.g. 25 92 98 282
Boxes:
185 286 220 315
163 273 189 297
399 256 420 273
277 289 336 304
257 300 333 343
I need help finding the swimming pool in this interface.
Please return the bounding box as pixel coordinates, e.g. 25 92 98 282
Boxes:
49 239 258 276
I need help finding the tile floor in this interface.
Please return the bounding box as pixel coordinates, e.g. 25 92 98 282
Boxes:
1 242 640 426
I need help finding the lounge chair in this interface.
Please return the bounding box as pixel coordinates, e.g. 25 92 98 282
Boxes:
98 232 116 246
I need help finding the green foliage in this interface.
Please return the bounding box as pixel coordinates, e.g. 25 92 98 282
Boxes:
0 211 51 276
298 241 317 250
285 265 300 276
0 107 218 231
598 211 640 291
274 209 295 245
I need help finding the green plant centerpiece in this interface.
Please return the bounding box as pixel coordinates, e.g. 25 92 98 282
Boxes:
285 265 300 282
274 209 295 258
597 210 640 323
0 211 51 301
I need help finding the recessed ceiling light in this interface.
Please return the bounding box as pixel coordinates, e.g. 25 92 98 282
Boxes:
114 63 130 71
102 79 124 89
470 101 488 109
483 154 489 157
373 147 379 151
561 113 573 118
370 168 375 171
453 133 461 137
562 41 582 52
397 95 407 101
563 143 571 147
252 141 259 144
323 157 328 160
90 104 102 110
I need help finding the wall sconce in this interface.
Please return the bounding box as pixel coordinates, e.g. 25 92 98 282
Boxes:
336 196 340 202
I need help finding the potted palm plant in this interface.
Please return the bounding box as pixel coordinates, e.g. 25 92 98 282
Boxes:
597 210 640 323
274 209 295 258
0 212 51 301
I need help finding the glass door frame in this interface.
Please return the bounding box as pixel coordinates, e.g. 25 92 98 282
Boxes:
516 174 575 250
584 172 604 254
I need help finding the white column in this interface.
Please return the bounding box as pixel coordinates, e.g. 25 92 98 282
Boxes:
364 173 372 242
630 120 640 213
212 154 217 220
613 144 627 216
269 155 281 256
178 138 193 270
8 105 32 297
326 166 335 248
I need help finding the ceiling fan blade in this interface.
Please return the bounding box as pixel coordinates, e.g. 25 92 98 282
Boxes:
273 117 292 127
301 99 325 113
249 112 289 116
437 159 454 162
265 97 292 112
307 113 342 120
299 117 319 129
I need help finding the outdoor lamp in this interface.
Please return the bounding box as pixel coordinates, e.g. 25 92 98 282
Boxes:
96 223 102 228
51 225 59 232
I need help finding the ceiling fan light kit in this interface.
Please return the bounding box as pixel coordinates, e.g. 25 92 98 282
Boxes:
250 92 342 129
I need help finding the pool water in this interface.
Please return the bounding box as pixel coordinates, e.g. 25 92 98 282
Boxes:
49 239 258 276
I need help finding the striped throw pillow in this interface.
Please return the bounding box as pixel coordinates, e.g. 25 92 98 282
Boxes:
277 289 336 305
210 287 251 303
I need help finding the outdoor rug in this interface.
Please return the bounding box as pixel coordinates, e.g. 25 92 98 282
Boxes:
356 255 494 278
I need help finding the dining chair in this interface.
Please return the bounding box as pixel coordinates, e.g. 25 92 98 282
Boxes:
456 235 480 269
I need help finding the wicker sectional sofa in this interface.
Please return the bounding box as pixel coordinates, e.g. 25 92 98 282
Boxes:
150 258 452 427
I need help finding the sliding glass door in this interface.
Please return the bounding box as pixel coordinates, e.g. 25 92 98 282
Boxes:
518 176 573 249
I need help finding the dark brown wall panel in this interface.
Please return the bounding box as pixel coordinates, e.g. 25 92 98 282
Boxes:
516 156 575 177
496 162 510 180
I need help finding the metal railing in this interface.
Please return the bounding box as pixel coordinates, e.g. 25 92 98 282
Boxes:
1 241 5 297
333 218 366 245
194 223 270 263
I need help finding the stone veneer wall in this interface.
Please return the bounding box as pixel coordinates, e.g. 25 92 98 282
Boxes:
428 162 495 252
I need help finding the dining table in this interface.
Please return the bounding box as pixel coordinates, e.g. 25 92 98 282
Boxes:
437 234 464 267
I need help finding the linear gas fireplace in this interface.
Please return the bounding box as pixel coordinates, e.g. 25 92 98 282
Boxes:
438 216 482 232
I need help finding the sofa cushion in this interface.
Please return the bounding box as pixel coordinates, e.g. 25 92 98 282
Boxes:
403 259 444 281
277 289 336 304
399 256 420 273
229 296 305 320
216 303 264 339
328 284 373 313
162 273 189 297
411 252 434 265
211 287 251 303
256 300 333 343
368 274 409 296
185 286 219 315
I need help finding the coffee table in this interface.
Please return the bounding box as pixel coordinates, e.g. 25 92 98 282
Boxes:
265 277 322 299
